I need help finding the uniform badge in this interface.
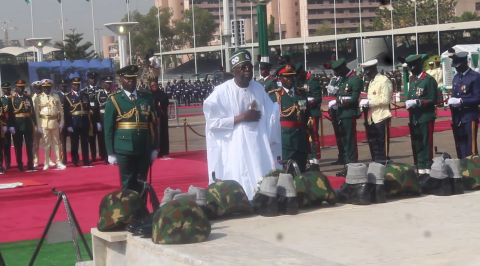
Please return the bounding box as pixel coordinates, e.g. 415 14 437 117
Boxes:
298 100 306 110
373 91 376 95
303 84 309 92
24 100 31 107
345 84 349 93
462 85 466 93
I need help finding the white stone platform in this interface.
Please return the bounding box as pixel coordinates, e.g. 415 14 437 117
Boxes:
91 191 480 266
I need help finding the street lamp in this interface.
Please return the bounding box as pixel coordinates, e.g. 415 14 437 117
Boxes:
249 0 273 63
104 22 138 68
26 37 52 62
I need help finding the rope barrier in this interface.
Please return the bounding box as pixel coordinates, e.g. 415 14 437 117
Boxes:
183 118 206 152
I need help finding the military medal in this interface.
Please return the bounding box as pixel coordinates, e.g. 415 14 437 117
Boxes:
304 84 309 92
298 100 306 111
345 84 349 93
462 85 466 93
373 91 376 95
416 87 421 97
250 100 258 110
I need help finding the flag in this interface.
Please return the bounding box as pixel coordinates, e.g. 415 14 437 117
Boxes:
25 0 30 3
86 0 90 2
58 0 61 3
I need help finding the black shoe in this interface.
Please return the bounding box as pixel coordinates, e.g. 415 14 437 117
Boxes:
79 160 83 164
103 161 109 165
126 214 154 233
250 193 278 217
134 224 152 238
420 176 452 196
277 195 298 215
5 164 10 169
0 166 5 174
83 163 93 167
17 165 24 171
370 184 387 204
336 169 347 177
418 173 430 183
309 163 320 172
73 162 79 167
330 159 345 165
27 165 35 171
335 182 373 205
451 178 464 195
91 159 97 163
62 160 67 165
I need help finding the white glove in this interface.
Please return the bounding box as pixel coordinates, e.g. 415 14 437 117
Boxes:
359 99 370 107
97 123 102 131
448 97 462 106
405 100 418 110
151 150 158 162
37 127 43 134
9 127 15 135
328 100 338 110
2 126 6 133
59 123 64 131
67 127 74 133
108 155 117 165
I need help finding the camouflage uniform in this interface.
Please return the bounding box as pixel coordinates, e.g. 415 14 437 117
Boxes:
205 180 253 219
97 190 149 231
152 199 211 244
294 171 337 206
460 155 480 190
384 163 422 196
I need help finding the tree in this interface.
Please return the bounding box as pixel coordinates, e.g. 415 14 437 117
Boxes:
54 29 95 60
313 21 335 36
173 6 217 49
453 11 480 22
268 15 275 41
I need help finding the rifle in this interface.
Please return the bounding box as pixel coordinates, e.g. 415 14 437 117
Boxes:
362 106 375 161
449 106 462 158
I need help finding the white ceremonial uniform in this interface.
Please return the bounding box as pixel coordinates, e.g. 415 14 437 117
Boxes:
35 92 64 166
367 74 393 124
32 92 42 165
203 79 282 199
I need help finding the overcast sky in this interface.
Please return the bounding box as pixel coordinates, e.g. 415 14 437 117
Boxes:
1 0 153 51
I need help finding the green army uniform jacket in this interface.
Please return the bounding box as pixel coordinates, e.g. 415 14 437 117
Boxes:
336 71 362 119
263 76 278 92
407 72 438 124
268 87 311 152
104 89 159 156
305 77 322 117
7 93 37 132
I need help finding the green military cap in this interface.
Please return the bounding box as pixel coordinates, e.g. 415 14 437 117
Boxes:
295 63 304 72
205 180 253 219
116 64 139 78
1 82 11 89
405 54 422 67
229 49 252 69
152 199 211 244
275 64 296 76
97 190 149 231
259 62 273 70
282 52 292 61
331 58 346 70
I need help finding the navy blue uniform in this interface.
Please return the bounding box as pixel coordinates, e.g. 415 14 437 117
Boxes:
83 86 98 161
64 91 92 166
451 69 480 158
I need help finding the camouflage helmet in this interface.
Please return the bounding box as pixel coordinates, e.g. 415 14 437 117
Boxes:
152 199 211 244
97 190 149 231
294 171 337 206
460 155 480 190
205 180 253 219
384 163 421 196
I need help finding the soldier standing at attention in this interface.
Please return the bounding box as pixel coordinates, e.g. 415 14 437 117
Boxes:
104 65 159 193
64 77 92 167
35 80 66 170
258 62 276 92
328 59 363 177
404 54 438 179
83 72 100 162
7 80 37 171
268 64 310 172
1 83 12 169
447 52 480 158
0 85 7 174
327 75 345 165
31 82 43 167
359 59 393 162
57 79 69 164
93 76 113 164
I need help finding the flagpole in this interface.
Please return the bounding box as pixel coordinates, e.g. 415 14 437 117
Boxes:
390 0 395 71
60 0 66 59
414 0 418 54
30 0 36 62
127 0 132 64
219 0 223 67
436 0 440 55
156 3 164 86
250 1 254 74
90 0 97 56
358 0 364 63
277 0 282 51
334 0 338 60
192 0 198 74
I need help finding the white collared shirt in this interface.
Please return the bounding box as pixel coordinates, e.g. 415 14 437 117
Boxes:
283 87 295 96
123 89 137 100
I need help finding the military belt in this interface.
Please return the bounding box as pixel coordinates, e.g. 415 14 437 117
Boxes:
15 113 30 117
280 121 305 128
71 111 89 115
116 122 149 129
339 96 352 100
40 114 58 120
100 109 105 114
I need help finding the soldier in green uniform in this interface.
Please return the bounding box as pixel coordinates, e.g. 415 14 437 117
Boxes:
328 59 362 177
268 64 310 172
295 63 323 164
7 80 37 171
1 83 12 169
258 62 277 92
327 75 345 165
104 65 159 193
404 54 438 178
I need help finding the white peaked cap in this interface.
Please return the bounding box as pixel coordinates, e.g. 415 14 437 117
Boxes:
360 59 378 68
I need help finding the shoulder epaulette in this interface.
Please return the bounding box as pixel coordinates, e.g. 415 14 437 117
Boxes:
296 87 307 91
268 88 282 94
108 90 122 97
6 95 13 98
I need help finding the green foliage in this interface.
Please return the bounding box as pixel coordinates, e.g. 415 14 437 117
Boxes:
313 20 335 36
268 15 275 41
423 55 441 70
174 6 218 48
453 11 480 22
54 29 95 60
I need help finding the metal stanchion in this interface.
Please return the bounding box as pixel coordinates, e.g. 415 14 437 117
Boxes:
320 114 325 148
183 118 188 152
394 94 398 118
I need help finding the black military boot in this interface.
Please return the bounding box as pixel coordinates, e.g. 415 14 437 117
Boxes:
445 159 464 195
330 157 345 165
367 162 387 204
420 176 452 196
451 178 464 195
134 224 152 238
336 166 347 177
250 176 279 217
277 173 298 215
370 184 387 203
126 213 154 233
335 182 373 205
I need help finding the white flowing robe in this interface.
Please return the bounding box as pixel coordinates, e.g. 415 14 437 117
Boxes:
203 79 282 199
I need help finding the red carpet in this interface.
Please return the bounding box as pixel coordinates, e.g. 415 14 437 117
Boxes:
178 113 203 117
0 179 46 189
169 105 203 110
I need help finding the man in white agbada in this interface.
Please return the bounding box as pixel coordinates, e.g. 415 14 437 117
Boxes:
203 50 282 199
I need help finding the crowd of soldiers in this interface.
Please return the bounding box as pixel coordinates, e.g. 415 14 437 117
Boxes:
163 78 219 106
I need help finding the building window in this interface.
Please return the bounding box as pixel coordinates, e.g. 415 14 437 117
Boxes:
476 2 480 10
295 1 298 5
338 19 344 23
296 12 299 16
297 32 300 36
296 22 299 25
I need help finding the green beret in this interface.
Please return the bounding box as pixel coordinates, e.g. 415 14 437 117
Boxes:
275 64 296 76
205 180 253 219
331 58 346 70
152 199 211 244
116 64 139 77
282 52 292 60
405 54 422 66
229 49 252 69
1 82 11 89
97 190 149 231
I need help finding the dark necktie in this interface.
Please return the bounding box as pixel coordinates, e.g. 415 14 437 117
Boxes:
460 74 464 81
130 94 136 102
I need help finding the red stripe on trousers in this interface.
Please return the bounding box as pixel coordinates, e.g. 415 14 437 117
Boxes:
313 117 321 159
